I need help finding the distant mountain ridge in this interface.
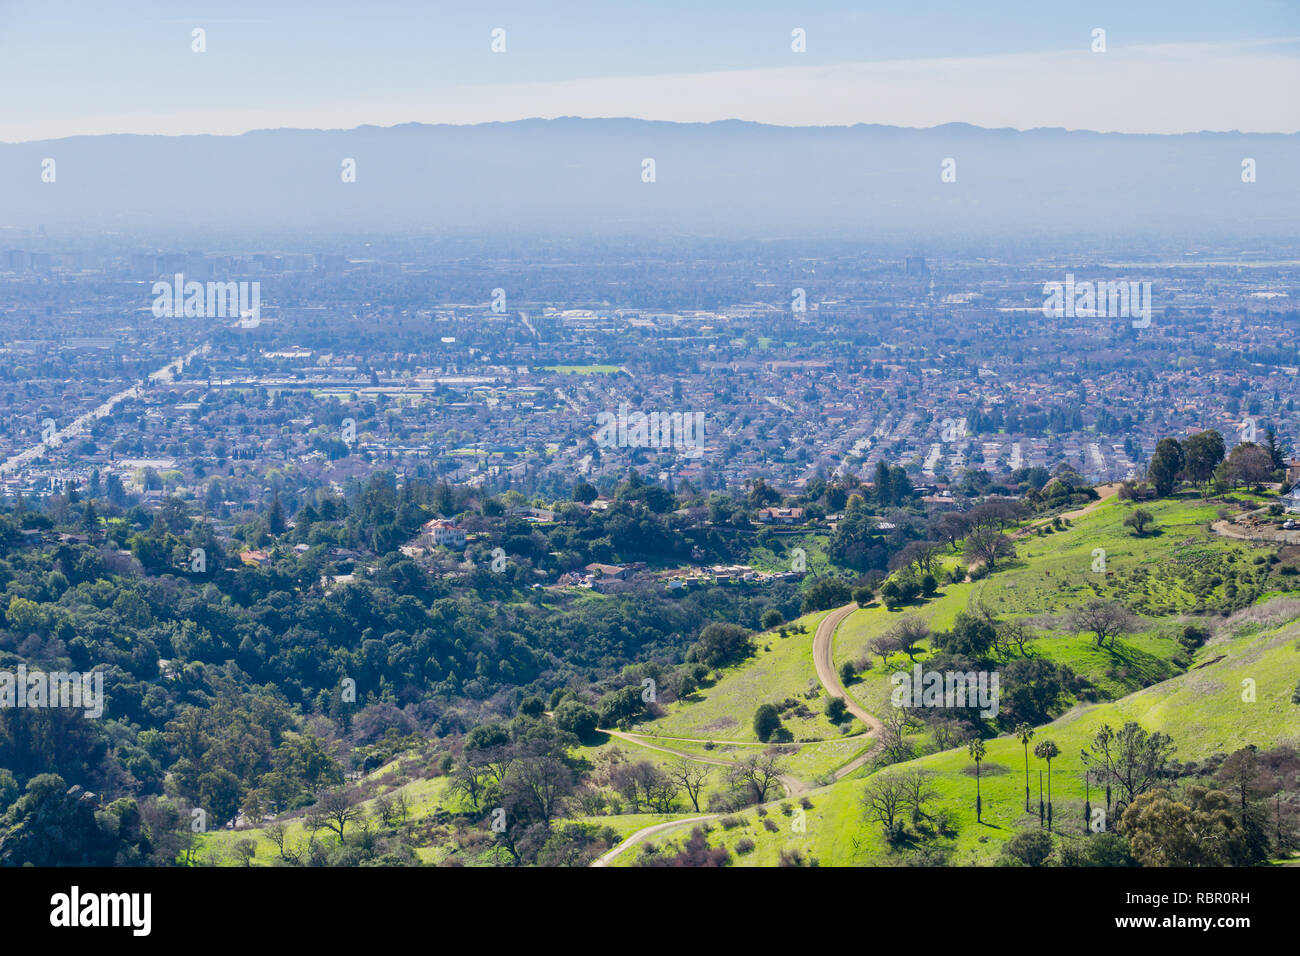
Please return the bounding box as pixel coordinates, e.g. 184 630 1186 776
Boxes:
1 118 1297 237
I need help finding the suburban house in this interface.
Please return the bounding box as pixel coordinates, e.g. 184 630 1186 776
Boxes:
758 506 805 524
421 518 467 548
584 562 629 580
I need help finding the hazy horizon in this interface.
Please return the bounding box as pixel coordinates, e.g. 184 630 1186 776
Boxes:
2 1 1298 142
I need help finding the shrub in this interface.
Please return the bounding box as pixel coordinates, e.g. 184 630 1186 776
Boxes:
753 704 782 742
553 699 599 740
688 622 754 668
778 849 817 867
999 829 1054 867
825 696 848 723
735 838 756 854
801 578 852 614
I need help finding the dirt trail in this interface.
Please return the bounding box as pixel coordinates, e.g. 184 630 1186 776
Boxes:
601 729 807 799
600 729 734 768
615 729 871 747
1009 482 1121 540
592 605 879 865
812 603 884 779
591 814 719 867
1212 518 1300 546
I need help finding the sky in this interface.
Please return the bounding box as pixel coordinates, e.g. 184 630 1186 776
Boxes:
2 0 1299 142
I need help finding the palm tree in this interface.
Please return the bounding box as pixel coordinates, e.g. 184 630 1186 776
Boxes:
1038 770 1044 827
1082 766 1092 833
1014 722 1035 813
1034 738 1061 831
968 738 987 823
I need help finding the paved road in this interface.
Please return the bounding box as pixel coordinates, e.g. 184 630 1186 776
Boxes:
0 345 209 477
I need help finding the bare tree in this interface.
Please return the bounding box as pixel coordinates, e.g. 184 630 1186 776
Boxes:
898 768 936 826
968 497 1025 531
880 709 916 764
668 759 711 813
475 744 516 786
311 787 362 839
504 752 576 824
870 634 902 666
996 617 1035 657
890 540 943 575
888 616 930 660
1069 600 1139 648
730 750 786 804
373 792 396 828
1224 443 1273 491
932 512 971 552
963 525 1015 570
447 761 486 810
861 773 911 838
609 760 676 813
931 718 968 751
1088 721 1175 806
392 790 410 828
233 838 257 866
265 821 292 861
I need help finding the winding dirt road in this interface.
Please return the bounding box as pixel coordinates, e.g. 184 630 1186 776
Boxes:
1010 482 1121 540
591 814 719 867
592 603 881 865
812 603 883 778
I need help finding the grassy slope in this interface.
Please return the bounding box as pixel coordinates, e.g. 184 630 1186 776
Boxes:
620 604 1300 866
631 610 857 743
199 774 454 866
837 494 1273 721
205 492 1298 867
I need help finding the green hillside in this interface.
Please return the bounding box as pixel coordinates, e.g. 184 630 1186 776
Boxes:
609 490 1300 866
617 596 1300 867
198 489 1300 868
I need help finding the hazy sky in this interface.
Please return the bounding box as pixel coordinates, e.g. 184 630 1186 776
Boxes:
3 1 1298 142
